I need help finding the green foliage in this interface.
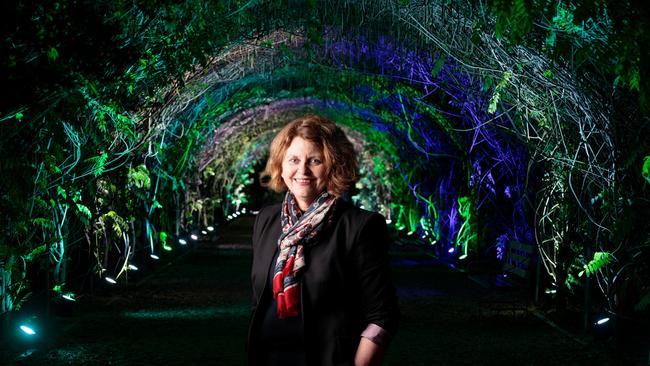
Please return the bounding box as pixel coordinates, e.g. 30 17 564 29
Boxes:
86 153 109 177
488 71 512 114
128 165 151 189
642 156 650 184
97 211 128 238
75 204 92 226
23 245 47 262
579 251 614 277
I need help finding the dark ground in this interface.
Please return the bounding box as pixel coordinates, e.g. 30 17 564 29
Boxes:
1 216 646 365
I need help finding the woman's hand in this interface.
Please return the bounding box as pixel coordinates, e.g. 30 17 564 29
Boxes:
354 337 385 366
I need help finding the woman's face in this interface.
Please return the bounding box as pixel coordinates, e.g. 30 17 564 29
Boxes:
281 136 328 211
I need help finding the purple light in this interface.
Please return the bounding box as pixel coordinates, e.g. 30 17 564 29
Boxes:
448 247 455 254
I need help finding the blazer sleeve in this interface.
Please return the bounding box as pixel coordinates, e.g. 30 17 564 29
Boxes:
250 206 267 310
351 212 399 340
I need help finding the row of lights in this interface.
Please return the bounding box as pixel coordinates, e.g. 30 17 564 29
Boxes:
18 221 228 338
101 225 217 285
226 208 247 221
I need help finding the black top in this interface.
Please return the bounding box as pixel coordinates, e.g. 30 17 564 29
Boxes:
257 247 305 350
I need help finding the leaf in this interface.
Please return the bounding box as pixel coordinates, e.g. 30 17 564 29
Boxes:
24 245 47 261
76 204 92 226
31 218 54 231
128 164 151 189
47 47 59 62
579 251 614 277
642 155 650 184
431 54 446 78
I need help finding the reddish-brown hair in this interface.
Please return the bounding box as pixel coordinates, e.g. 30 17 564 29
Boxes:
261 115 359 197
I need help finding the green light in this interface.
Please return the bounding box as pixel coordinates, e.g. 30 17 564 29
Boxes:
20 325 36 335
459 254 468 260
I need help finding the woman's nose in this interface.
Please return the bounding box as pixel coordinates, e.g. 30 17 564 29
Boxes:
298 162 312 175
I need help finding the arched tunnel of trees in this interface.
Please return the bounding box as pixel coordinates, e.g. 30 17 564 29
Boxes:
1 0 650 364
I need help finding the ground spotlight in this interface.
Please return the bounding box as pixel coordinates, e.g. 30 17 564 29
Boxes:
61 293 76 301
20 325 36 335
458 254 468 260
207 226 214 232
201 230 207 235
595 317 610 325
178 238 187 245
105 277 117 284
448 247 455 254
150 254 160 260
128 264 139 271
190 234 198 240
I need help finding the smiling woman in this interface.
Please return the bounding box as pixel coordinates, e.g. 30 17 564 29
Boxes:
248 115 399 366
281 136 328 211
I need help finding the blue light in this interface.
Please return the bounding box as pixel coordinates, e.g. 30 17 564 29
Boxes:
20 325 36 335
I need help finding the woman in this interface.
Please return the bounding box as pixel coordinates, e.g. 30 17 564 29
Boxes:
248 115 399 366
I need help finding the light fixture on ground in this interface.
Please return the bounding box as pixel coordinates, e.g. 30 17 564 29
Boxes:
20 325 36 335
178 238 187 245
128 264 139 271
150 254 160 260
595 317 610 325
105 277 116 284
207 226 214 231
201 230 207 235
190 234 198 240
448 247 455 254
61 293 76 301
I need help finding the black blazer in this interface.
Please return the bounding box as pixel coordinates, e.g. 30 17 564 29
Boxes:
248 200 399 366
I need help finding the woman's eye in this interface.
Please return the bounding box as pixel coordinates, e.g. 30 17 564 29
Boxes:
310 159 322 165
289 158 299 164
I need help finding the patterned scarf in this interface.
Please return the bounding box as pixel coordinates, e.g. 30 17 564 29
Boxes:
272 190 338 319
